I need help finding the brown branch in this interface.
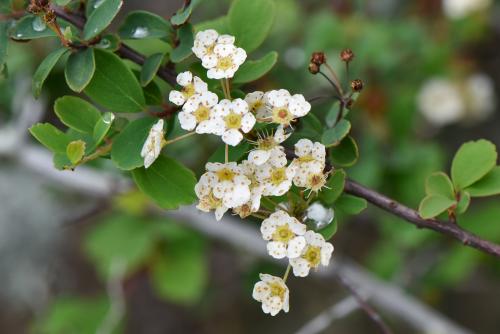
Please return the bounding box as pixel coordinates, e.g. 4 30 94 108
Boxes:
344 179 500 258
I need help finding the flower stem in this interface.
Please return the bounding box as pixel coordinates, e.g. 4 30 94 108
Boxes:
225 144 229 163
324 63 344 96
73 141 112 168
283 264 292 282
251 213 268 220
163 131 195 146
220 79 232 100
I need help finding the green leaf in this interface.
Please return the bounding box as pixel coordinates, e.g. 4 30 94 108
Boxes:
321 169 346 204
418 195 455 219
451 139 497 190
208 142 251 163
119 10 172 40
0 21 8 72
321 119 351 147
290 112 322 142
325 102 341 128
132 155 197 210
170 0 202 26
111 117 157 170
233 51 278 84
29 123 71 153
330 136 359 167
228 0 276 52
143 79 163 105
456 191 470 215
140 53 163 86
317 217 338 240
84 49 145 112
92 112 115 148
335 194 367 215
425 172 455 199
95 33 121 51
170 24 194 63
66 140 86 165
83 0 123 41
54 96 101 134
65 48 95 92
465 166 500 197
195 16 229 34
10 15 56 40
32 48 68 98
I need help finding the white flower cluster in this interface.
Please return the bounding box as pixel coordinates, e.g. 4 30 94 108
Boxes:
417 73 496 127
442 0 491 19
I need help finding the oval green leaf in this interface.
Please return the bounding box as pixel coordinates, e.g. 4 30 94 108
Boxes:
65 48 96 92
465 166 500 197
330 135 359 167
10 15 56 40
140 53 164 86
321 169 346 204
170 0 202 26
83 0 123 41
170 24 194 63
317 217 338 240
233 51 278 84
66 140 86 165
335 194 367 215
119 10 173 40
418 195 456 219
54 96 101 134
321 119 351 147
29 123 71 153
425 172 455 199
32 48 68 98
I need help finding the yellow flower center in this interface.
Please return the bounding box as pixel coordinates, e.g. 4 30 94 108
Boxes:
269 282 286 299
182 83 195 99
303 246 321 267
224 112 242 129
307 173 326 192
216 168 235 182
217 56 234 71
270 167 287 185
206 43 215 55
249 101 263 113
272 224 294 243
297 154 315 163
194 105 210 123
206 191 222 209
257 137 276 151
272 107 294 125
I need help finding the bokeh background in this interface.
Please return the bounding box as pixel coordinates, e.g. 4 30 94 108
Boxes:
1 0 500 333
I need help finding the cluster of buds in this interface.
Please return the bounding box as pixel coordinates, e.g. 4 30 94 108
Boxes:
27 0 50 14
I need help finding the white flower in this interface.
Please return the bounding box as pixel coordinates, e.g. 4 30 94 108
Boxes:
464 73 495 121
289 231 334 277
260 210 307 259
233 160 264 218
192 29 235 65
140 119 164 168
178 91 219 133
252 273 289 316
417 78 465 126
291 139 326 189
195 172 229 221
255 156 295 197
206 162 251 208
206 43 247 79
168 71 208 106
245 91 268 118
261 89 311 126
248 125 291 166
443 0 491 19
212 98 256 146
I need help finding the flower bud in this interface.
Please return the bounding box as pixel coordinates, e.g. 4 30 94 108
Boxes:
44 10 56 25
351 79 363 92
310 51 326 66
308 62 320 75
340 48 354 63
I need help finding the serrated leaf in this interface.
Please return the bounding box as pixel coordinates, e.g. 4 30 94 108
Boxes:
228 0 276 52
54 96 101 134
83 0 123 41
317 217 338 240
321 119 351 146
10 15 56 40
65 48 95 92
330 135 359 167
233 51 278 84
32 48 68 98
66 140 86 164
140 53 163 86
335 194 367 215
418 195 456 219
425 172 455 199
119 10 173 40
111 117 157 170
131 155 197 210
170 0 202 26
451 139 497 190
84 49 145 113
465 166 500 197
29 123 71 153
321 169 346 204
170 24 194 63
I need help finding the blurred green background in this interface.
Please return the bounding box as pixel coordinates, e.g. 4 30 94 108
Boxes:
1 0 500 333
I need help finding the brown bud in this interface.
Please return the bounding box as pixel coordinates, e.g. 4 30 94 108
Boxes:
310 51 326 66
44 10 56 25
27 4 41 14
308 62 320 74
351 79 363 92
340 48 354 63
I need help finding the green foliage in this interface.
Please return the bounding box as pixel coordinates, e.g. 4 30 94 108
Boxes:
140 53 164 86
233 51 278 84
0 21 8 73
465 167 500 197
170 24 194 63
208 142 251 163
425 172 455 199
228 0 276 52
330 136 359 167
10 15 56 40
66 140 86 164
54 96 101 134
83 0 123 41
317 217 338 240
335 194 367 215
321 119 351 147
418 195 455 219
29 123 71 153
321 169 346 204
111 117 157 170
119 10 172 40
65 48 95 92
84 49 145 112
32 48 68 98
92 112 115 149
171 0 203 26
131 155 197 210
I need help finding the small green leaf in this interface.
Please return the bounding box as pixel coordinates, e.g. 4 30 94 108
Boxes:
10 15 56 40
208 142 251 163
233 51 278 84
290 112 322 142
456 191 470 215
119 10 173 40
325 102 341 128
170 24 194 63
95 33 121 51
418 195 456 219
425 172 455 199
83 0 123 41
84 49 145 113
143 80 163 105
111 117 157 170
140 53 163 86
317 217 338 240
32 48 68 98
29 123 71 153
321 169 346 204
66 140 86 165
54 96 101 134
92 112 115 148
195 16 229 34
228 0 276 52
321 119 351 147
330 136 359 167
465 166 500 197
335 194 367 215
65 48 95 92
170 0 202 26
451 139 497 190
132 155 197 210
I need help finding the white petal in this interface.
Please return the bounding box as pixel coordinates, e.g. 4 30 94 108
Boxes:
233 47 247 65
289 219 307 235
321 243 334 266
290 257 311 277
178 111 197 131
169 90 185 106
295 138 313 156
214 43 236 57
215 205 229 221
193 76 208 93
245 91 264 104
305 230 325 247
274 125 290 143
252 281 270 301
240 113 256 133
249 150 271 166
287 236 306 258
267 241 287 259
231 98 249 114
176 71 192 86
222 129 243 146
202 54 218 69
217 34 235 44
195 29 218 46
